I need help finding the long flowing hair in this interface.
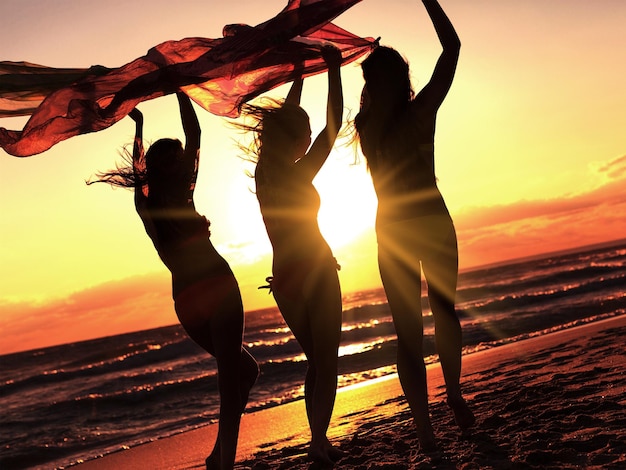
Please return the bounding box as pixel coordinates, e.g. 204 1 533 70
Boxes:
354 46 414 170
86 144 147 190
235 98 310 164
88 138 184 200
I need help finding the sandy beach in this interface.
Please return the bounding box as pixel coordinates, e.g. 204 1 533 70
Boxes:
76 314 626 470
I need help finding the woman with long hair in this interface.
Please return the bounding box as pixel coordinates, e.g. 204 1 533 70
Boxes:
240 45 344 465
353 0 474 451
91 92 258 470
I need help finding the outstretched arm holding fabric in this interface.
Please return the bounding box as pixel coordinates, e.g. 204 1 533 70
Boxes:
129 108 144 195
295 45 343 181
127 108 159 245
128 108 147 215
285 62 304 106
176 92 201 204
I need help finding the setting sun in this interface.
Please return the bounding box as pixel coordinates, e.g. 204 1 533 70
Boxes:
316 150 377 250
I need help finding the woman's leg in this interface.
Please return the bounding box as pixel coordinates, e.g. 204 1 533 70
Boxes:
238 347 260 412
272 287 315 424
175 275 257 470
420 221 475 430
205 347 259 470
377 235 436 451
273 261 342 464
304 264 342 462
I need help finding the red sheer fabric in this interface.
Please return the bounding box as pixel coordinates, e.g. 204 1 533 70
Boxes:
0 0 374 157
0 62 111 117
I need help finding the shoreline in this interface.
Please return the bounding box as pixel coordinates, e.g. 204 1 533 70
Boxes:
73 314 626 469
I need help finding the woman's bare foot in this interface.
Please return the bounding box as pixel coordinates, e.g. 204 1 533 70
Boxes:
324 439 345 462
417 426 438 453
411 409 438 453
447 396 476 430
308 439 344 466
205 453 219 470
308 447 334 467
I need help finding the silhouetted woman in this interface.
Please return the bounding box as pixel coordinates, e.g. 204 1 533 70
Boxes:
353 0 474 451
91 92 258 470
240 45 343 465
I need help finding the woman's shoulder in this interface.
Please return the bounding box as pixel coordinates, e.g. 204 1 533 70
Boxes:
405 97 437 131
408 95 432 116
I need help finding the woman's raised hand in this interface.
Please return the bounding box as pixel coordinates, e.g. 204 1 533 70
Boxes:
321 44 342 68
128 108 143 123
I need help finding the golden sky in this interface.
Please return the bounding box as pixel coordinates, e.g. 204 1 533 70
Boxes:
1 0 625 354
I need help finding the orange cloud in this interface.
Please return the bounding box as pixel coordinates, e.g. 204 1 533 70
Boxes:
595 154 626 180
455 155 626 268
0 273 174 355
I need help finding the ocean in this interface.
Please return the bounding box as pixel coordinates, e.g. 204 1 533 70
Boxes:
1 239 625 470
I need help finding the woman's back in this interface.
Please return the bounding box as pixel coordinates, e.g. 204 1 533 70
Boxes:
358 100 447 224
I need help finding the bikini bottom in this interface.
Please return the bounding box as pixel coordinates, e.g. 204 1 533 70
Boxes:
259 255 340 302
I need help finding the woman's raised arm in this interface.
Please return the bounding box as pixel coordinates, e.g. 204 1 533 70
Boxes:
176 92 201 196
128 108 146 209
177 92 200 156
298 45 343 180
417 0 461 112
285 73 304 106
128 108 159 241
